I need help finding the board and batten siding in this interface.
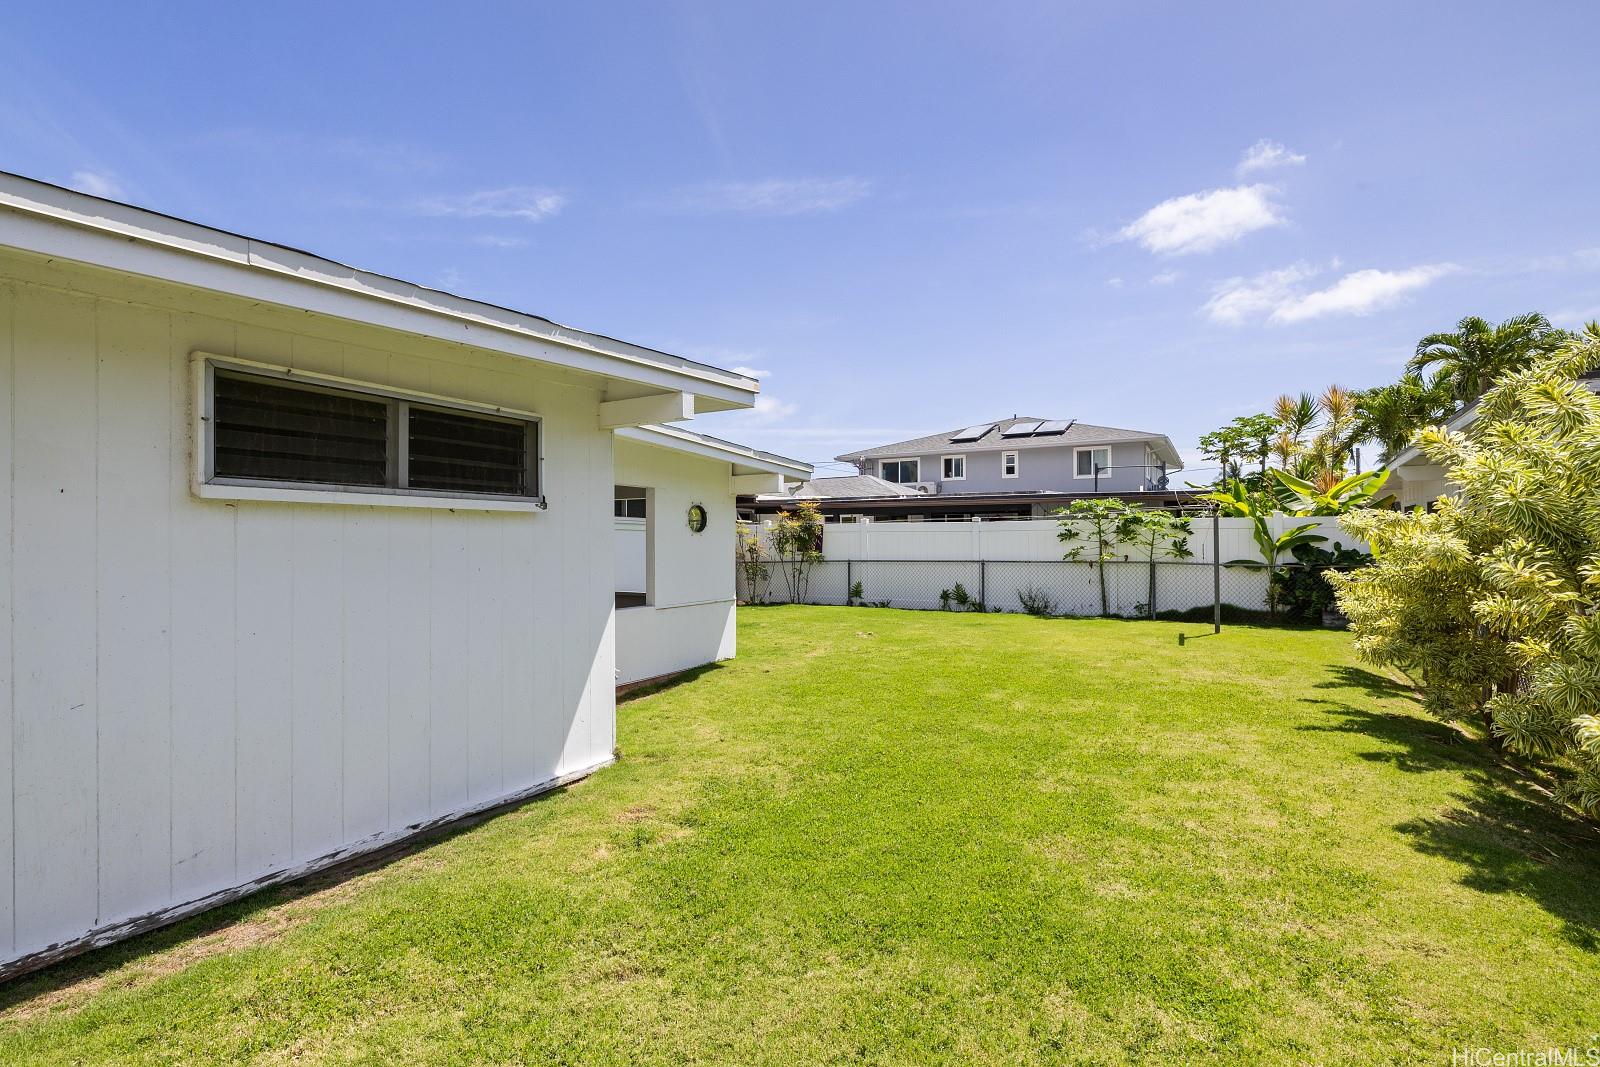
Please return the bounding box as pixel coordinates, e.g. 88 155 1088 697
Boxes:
612 437 737 686
0 270 617 971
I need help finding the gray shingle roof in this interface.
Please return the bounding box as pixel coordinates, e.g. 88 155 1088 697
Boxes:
757 474 925 501
836 416 1173 462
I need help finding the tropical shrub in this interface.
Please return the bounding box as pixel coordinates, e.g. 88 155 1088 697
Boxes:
1016 585 1057 617
735 523 772 604
1121 510 1193 618
939 583 982 612
1270 541 1371 623
1057 497 1132 617
769 501 824 604
1333 328 1600 814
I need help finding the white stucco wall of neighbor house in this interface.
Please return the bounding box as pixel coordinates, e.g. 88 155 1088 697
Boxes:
612 436 739 686
0 250 631 976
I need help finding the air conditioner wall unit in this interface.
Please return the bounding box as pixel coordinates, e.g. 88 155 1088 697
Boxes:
910 481 941 495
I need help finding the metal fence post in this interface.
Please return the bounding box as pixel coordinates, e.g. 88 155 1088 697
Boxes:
847 559 854 605
979 559 987 610
1212 506 1222 634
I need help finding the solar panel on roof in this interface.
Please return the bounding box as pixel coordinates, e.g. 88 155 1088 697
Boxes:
1033 420 1072 436
1000 421 1042 437
949 423 995 442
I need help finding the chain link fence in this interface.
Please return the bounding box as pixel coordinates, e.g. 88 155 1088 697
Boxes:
739 559 1269 618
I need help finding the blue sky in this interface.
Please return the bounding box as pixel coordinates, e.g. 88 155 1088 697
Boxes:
5 2 1598 476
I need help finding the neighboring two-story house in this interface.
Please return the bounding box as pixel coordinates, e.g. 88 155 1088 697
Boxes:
755 416 1187 521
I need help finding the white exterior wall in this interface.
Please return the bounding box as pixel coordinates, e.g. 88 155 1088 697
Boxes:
0 262 618 972
1390 462 1450 510
614 517 648 593
613 438 737 685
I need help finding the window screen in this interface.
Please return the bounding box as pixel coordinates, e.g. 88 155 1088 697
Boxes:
1077 448 1109 476
209 366 539 500
408 406 531 496
212 372 390 486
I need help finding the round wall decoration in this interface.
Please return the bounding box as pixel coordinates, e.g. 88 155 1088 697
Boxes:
686 503 708 533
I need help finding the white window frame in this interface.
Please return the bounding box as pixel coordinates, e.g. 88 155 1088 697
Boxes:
1001 451 1019 479
192 353 546 512
880 458 920 484
941 454 966 481
1074 446 1111 480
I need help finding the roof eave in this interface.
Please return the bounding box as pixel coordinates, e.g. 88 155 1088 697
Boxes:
617 424 812 479
0 171 758 410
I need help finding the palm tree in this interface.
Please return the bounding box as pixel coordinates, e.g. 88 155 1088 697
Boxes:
1409 313 1568 403
1270 392 1318 467
1308 383 1358 484
1353 372 1458 463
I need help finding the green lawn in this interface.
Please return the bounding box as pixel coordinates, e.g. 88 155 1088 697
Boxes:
4 607 1597 1064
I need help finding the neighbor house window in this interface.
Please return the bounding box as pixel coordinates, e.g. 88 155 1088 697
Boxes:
1001 451 1019 478
1075 447 1110 478
206 364 540 501
881 459 919 483
941 455 966 480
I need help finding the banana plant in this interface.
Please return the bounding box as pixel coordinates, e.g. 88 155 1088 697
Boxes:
1267 467 1392 515
1199 479 1266 517
1225 516 1328 617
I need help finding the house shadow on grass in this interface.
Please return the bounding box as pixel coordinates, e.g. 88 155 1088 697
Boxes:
1305 662 1600 952
617 662 724 704
0 775 583 1016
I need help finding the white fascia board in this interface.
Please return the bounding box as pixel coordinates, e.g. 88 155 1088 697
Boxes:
617 424 812 479
0 172 758 407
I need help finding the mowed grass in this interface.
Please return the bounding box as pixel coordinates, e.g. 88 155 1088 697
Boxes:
3 606 1598 1064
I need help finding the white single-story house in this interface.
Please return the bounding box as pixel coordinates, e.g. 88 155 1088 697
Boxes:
0 171 800 978
613 425 809 687
1384 368 1600 509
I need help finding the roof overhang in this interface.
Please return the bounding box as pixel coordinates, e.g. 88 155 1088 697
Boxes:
1385 377 1600 472
0 171 758 414
617 424 812 479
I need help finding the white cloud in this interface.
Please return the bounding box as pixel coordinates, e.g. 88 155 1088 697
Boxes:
1117 184 1285 255
69 169 124 199
1203 262 1320 324
672 177 871 216
1236 140 1306 176
1551 303 1600 326
1274 265 1452 322
1150 270 1181 286
1105 276 1125 288
415 186 565 222
472 234 529 248
718 393 799 426
732 365 770 378
1204 261 1455 325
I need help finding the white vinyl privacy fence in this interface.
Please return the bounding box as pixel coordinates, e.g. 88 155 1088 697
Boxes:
739 516 1365 617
